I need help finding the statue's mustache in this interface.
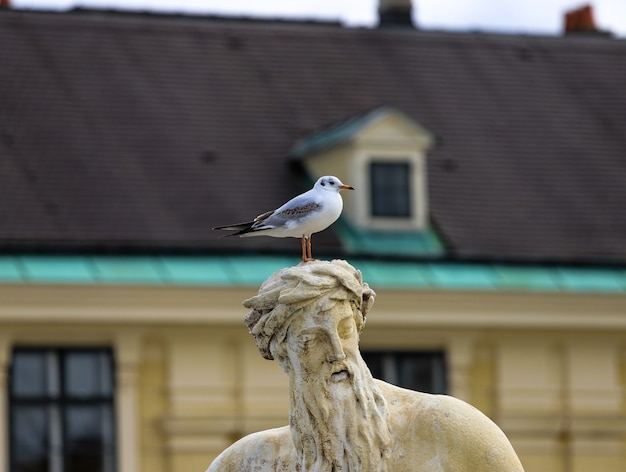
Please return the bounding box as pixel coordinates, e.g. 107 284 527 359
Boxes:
301 361 354 385
329 362 352 382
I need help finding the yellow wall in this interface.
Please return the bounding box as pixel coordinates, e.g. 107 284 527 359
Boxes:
0 283 624 472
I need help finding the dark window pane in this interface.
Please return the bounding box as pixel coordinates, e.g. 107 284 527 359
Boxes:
66 405 112 445
64 351 112 397
361 351 447 394
65 406 114 472
397 353 447 394
363 353 383 379
362 352 383 381
370 161 411 217
11 406 48 472
430 354 447 394
12 352 48 397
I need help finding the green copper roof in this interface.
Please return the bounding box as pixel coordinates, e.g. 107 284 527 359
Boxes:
290 107 389 159
1 255 625 293
335 220 445 258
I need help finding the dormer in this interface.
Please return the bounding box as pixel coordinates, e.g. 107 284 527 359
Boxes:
291 106 434 233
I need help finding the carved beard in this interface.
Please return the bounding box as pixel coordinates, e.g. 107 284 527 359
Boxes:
287 355 392 472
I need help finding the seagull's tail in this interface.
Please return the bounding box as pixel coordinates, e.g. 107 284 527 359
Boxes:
213 221 255 238
213 210 275 238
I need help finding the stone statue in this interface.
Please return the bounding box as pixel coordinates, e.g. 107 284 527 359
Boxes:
207 260 524 471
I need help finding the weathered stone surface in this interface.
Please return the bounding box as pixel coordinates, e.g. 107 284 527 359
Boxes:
207 260 524 471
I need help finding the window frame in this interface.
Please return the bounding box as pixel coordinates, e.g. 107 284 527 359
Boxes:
361 350 447 394
8 347 117 472
352 149 428 231
369 160 413 218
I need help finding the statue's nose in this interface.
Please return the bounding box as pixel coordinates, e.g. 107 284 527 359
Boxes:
326 334 346 363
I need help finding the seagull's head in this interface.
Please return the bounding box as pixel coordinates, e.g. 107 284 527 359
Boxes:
315 176 354 193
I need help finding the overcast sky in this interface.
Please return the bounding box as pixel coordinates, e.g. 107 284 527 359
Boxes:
10 0 626 37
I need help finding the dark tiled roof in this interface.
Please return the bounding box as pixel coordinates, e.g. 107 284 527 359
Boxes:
1 9 626 263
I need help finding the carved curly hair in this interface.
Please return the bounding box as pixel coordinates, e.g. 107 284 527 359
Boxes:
243 260 375 360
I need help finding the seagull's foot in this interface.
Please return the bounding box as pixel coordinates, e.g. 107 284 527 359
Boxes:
302 257 317 263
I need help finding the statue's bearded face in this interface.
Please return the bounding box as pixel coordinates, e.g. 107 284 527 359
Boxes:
285 300 360 386
273 299 391 472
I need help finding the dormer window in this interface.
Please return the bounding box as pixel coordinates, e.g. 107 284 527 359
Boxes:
290 106 434 233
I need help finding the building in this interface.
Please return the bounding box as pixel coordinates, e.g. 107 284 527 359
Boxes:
1 3 625 471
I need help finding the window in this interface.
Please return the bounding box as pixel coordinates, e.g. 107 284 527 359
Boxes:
369 161 412 218
361 351 447 394
9 348 116 472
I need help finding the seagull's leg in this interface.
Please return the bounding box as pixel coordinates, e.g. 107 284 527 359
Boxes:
307 235 313 261
301 236 314 262
301 235 307 262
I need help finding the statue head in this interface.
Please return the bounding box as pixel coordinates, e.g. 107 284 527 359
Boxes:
244 259 375 362
243 260 390 471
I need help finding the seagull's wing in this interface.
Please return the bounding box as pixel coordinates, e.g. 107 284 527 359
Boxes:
213 192 323 237
257 201 322 230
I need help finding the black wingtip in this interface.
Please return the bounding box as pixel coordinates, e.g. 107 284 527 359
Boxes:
213 223 251 231
213 221 256 238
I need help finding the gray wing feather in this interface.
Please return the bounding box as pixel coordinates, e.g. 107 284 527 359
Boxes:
253 202 322 230
213 189 322 236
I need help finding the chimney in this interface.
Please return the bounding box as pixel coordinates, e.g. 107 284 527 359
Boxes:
379 0 414 28
563 4 610 35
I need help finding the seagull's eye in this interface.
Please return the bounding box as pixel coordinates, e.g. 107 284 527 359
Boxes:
329 180 335 185
320 181 326 186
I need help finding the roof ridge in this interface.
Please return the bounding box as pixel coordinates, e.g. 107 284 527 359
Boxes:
1 6 343 28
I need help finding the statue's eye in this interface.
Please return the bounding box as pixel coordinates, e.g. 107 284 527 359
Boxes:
297 334 315 347
338 319 355 339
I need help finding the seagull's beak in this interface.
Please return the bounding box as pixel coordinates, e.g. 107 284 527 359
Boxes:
340 185 354 190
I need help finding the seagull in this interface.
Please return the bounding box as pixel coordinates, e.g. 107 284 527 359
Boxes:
213 176 354 262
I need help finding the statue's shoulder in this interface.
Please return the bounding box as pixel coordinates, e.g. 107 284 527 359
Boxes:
206 425 296 472
375 378 498 435
375 380 525 471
